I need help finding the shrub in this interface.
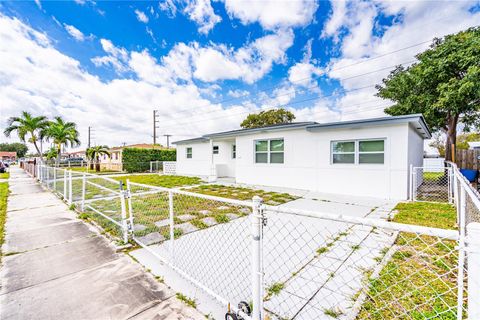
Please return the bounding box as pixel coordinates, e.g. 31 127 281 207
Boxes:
122 148 176 173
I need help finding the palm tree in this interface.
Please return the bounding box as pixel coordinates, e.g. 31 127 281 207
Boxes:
45 147 58 162
4 111 49 157
43 117 80 165
86 145 110 172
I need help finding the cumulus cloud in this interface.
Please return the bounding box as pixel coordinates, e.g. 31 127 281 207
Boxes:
223 0 318 30
134 9 149 23
183 0 221 34
91 39 130 73
64 24 86 41
159 0 177 18
228 89 249 98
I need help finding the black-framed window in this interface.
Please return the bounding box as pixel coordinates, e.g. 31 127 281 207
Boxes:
255 139 284 164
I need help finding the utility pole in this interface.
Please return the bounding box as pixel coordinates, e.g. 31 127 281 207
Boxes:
88 126 91 148
163 134 172 149
153 110 159 148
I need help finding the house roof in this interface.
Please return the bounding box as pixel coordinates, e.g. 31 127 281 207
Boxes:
172 114 432 145
109 143 168 151
173 122 317 144
0 151 17 157
306 114 432 139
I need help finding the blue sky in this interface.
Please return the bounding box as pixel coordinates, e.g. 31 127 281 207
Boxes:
0 0 479 149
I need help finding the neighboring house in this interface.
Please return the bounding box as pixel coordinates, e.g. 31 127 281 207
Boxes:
467 141 480 150
99 143 163 171
173 114 431 200
0 151 17 162
61 150 86 160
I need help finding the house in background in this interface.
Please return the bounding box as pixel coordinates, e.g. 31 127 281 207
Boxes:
468 141 480 150
99 143 165 171
0 151 17 162
173 114 431 200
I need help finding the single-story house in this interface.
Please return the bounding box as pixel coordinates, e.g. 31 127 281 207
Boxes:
173 114 431 200
0 151 17 162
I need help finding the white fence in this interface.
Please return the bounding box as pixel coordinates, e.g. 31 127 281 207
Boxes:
26 163 480 319
149 161 176 175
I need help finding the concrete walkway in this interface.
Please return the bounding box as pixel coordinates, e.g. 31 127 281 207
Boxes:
0 167 203 320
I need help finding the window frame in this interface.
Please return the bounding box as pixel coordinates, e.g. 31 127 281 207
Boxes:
186 147 193 159
212 145 219 155
254 138 284 164
331 138 385 165
232 144 236 159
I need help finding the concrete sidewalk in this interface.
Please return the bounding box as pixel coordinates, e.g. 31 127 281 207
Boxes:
0 167 203 320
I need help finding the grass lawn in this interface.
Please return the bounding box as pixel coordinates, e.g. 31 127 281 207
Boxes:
358 202 460 319
423 171 445 181
113 174 202 189
0 182 8 260
69 167 122 175
186 184 298 205
0 172 9 179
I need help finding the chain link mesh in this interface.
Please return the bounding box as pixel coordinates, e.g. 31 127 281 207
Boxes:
413 167 450 202
262 208 465 320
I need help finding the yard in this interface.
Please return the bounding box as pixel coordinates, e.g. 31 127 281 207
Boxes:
69 167 122 175
0 182 8 260
0 172 9 179
113 174 202 189
358 201 460 319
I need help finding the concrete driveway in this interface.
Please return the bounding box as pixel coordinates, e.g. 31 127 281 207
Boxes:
131 190 398 319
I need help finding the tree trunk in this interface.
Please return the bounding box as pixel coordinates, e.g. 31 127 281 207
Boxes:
444 115 459 162
31 134 42 158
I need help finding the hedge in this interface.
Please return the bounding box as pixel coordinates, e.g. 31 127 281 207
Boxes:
122 148 176 173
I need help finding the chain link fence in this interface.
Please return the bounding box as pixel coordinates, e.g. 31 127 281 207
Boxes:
29 164 480 319
411 166 451 202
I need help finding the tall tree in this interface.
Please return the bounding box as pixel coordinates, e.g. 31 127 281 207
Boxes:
240 108 296 129
376 27 480 161
3 111 49 157
86 145 110 171
0 143 29 158
43 117 80 164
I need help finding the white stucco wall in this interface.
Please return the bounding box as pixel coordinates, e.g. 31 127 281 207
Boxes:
175 142 211 177
235 123 416 199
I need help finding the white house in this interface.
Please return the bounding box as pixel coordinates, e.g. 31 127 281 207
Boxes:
173 114 431 200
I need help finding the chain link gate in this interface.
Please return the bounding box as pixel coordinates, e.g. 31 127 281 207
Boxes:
411 165 452 202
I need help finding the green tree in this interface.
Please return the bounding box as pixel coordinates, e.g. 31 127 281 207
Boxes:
45 147 58 161
456 132 480 150
86 145 110 171
3 111 49 157
376 27 480 161
43 117 80 164
0 143 28 158
240 108 296 129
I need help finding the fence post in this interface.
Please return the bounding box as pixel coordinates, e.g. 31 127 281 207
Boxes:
251 196 264 320
126 180 134 230
53 167 57 191
63 170 67 199
68 170 73 205
81 173 86 211
119 182 128 244
409 164 413 201
169 190 175 261
467 222 480 319
457 184 466 320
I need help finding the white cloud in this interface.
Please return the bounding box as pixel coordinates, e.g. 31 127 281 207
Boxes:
288 62 323 89
159 0 177 18
183 0 222 34
193 29 294 83
134 9 149 23
223 0 318 30
91 39 130 73
34 0 42 9
64 24 86 41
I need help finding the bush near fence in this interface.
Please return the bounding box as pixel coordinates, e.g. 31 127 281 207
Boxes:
122 148 176 173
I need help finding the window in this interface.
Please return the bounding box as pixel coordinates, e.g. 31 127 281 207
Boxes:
332 141 355 164
331 139 385 164
232 145 236 159
186 147 192 159
255 139 284 164
213 145 219 154
359 140 384 164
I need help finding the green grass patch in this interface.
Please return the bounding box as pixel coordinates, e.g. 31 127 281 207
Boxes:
392 202 456 230
0 182 8 259
186 184 298 204
358 201 460 319
265 282 285 300
114 174 202 189
176 293 197 308
423 171 445 181
69 167 121 174
0 172 9 179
